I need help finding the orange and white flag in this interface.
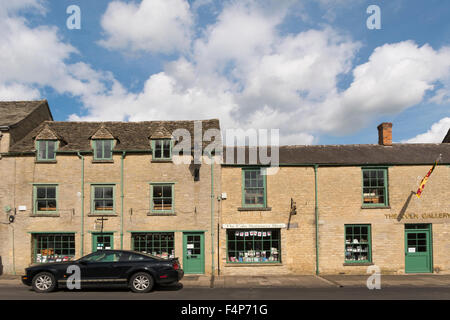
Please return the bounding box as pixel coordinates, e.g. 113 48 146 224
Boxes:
416 154 441 198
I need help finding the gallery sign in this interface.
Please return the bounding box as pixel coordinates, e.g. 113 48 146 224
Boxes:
385 213 450 220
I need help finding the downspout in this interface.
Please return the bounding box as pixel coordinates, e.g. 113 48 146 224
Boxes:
77 152 85 256
120 151 126 250
314 164 319 275
210 152 215 277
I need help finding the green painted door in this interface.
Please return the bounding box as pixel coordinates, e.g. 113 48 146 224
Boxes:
405 225 432 273
183 232 204 274
92 233 114 252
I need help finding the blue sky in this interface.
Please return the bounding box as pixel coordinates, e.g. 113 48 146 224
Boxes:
1 0 449 145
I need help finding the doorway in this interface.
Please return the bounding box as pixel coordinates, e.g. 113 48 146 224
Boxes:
405 224 433 273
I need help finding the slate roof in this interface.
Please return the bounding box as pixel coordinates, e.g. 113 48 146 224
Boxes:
0 100 51 127
223 143 450 165
9 119 221 152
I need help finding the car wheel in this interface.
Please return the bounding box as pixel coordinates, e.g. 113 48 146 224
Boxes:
129 272 154 293
32 272 57 293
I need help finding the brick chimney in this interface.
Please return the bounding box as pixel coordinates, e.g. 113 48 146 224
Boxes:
377 122 392 146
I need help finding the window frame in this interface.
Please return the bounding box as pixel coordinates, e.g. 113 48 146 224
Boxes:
226 229 281 264
93 139 114 161
36 140 58 162
151 139 173 161
361 167 389 207
344 224 372 264
241 168 267 208
150 183 175 214
33 184 58 215
33 233 75 263
131 232 175 258
91 184 116 214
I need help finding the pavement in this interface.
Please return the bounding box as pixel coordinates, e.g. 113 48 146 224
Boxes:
2 273 450 289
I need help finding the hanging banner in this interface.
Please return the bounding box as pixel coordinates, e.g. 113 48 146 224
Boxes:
416 154 441 198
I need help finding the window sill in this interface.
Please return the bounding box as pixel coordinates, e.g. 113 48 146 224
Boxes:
30 213 60 217
88 213 117 216
35 160 57 164
225 263 282 267
238 207 272 212
361 205 390 209
151 159 173 163
147 212 176 216
343 262 374 266
92 160 114 163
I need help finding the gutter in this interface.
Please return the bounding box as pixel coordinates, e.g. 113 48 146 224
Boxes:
209 152 215 277
314 164 319 275
121 151 126 249
77 152 85 256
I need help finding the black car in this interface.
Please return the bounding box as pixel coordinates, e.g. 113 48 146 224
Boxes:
21 250 184 293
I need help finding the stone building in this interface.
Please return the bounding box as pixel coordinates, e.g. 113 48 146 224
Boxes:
219 123 450 275
1 100 449 276
0 101 221 275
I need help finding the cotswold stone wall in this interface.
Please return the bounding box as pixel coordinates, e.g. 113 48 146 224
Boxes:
0 153 221 275
220 165 450 275
219 166 317 275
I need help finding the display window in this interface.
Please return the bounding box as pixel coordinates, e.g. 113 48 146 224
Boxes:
345 225 372 263
227 229 280 263
132 232 175 259
33 233 75 263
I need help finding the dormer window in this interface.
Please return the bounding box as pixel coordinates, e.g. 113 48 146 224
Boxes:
35 123 60 162
90 125 115 161
37 140 57 161
152 139 172 160
93 140 113 160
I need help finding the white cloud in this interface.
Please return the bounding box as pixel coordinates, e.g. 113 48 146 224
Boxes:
2 0 450 147
98 0 193 54
0 83 40 100
313 41 450 134
403 117 450 143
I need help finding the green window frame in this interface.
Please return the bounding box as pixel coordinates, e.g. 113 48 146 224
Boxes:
242 168 267 208
226 229 280 263
150 183 174 213
36 140 58 161
33 233 75 263
33 185 58 214
93 140 113 160
132 232 175 258
91 185 115 214
345 224 372 264
151 139 172 160
362 167 389 207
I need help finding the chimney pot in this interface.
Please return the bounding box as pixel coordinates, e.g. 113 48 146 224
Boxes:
377 122 392 146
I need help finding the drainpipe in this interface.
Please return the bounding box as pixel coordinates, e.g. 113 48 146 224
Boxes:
314 164 319 275
120 151 126 250
209 152 215 277
77 152 85 256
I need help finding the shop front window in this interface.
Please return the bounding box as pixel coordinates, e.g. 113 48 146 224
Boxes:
132 232 175 259
227 229 280 263
33 233 75 263
345 225 372 263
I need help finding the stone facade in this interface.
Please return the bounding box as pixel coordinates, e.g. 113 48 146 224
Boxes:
1 101 449 277
219 164 450 275
0 151 221 275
